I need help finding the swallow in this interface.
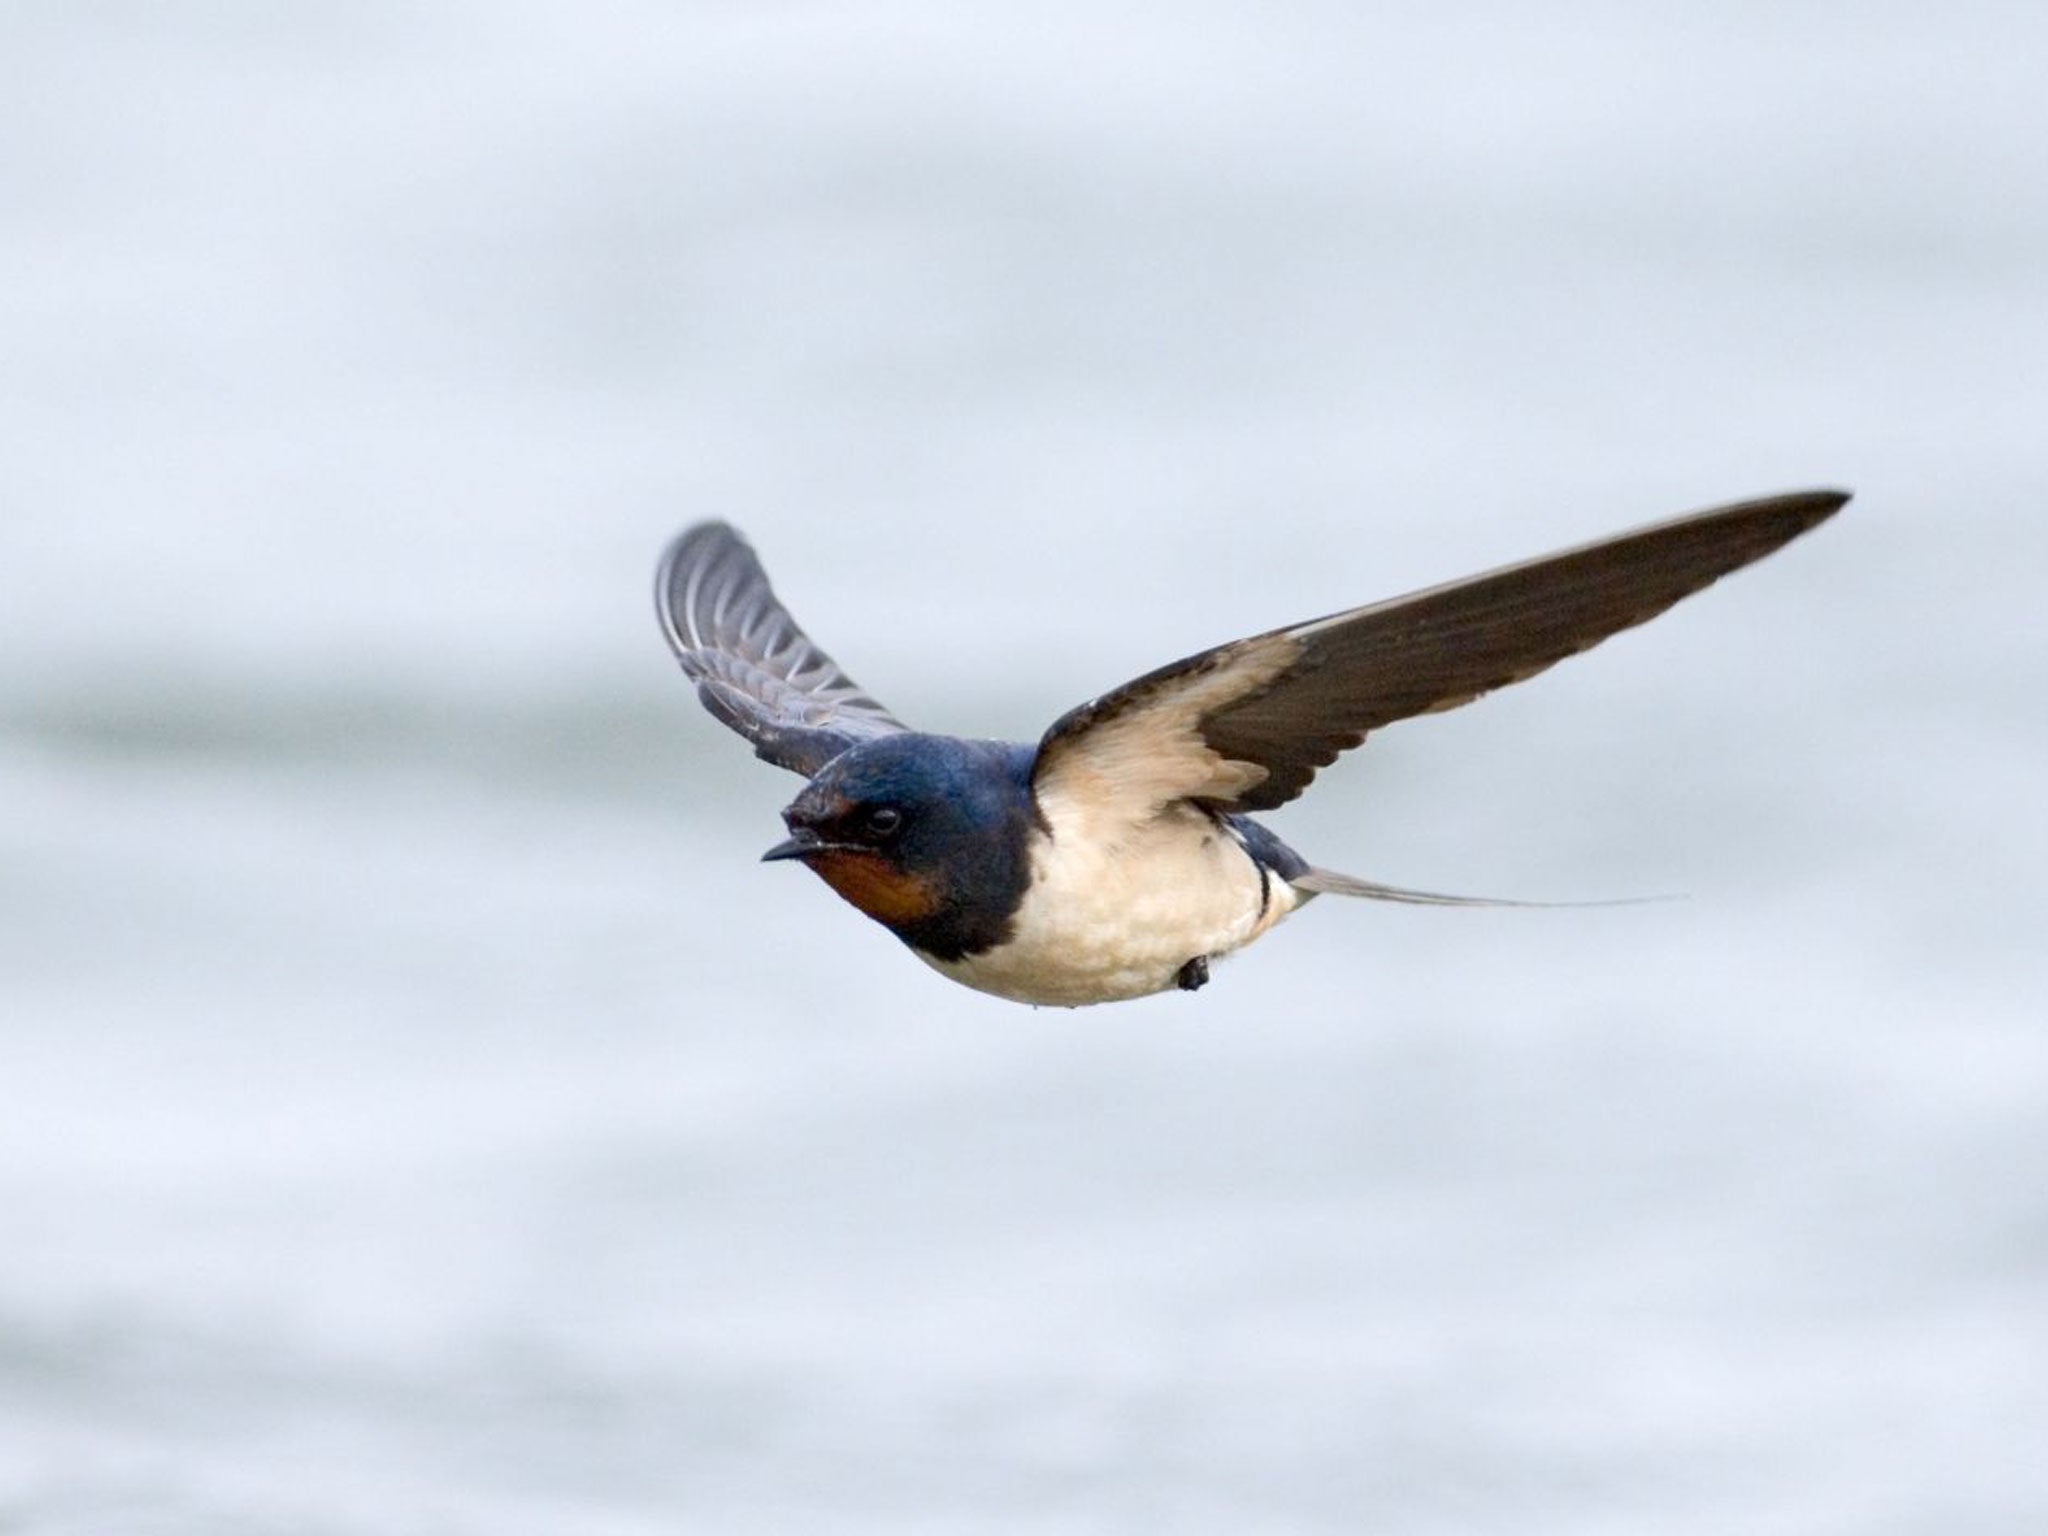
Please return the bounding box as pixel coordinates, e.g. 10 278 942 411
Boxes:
656 489 1846 1007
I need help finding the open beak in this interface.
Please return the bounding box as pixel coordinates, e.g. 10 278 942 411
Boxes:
761 827 854 863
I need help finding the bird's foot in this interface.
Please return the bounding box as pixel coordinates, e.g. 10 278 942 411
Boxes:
1175 956 1211 992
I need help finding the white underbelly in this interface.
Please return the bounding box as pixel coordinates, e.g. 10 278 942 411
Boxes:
922 807 1301 1007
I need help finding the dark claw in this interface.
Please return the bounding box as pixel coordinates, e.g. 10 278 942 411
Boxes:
1175 956 1211 992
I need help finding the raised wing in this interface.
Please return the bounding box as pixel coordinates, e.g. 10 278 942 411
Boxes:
656 522 910 776
1032 489 1848 819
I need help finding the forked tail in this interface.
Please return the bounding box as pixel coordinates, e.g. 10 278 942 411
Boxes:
1291 867 1668 909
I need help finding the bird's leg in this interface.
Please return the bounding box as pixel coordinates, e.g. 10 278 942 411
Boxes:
1175 956 1211 992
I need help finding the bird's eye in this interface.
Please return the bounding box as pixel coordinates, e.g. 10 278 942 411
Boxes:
864 806 904 838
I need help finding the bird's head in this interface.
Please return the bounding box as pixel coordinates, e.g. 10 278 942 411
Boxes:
762 734 1035 952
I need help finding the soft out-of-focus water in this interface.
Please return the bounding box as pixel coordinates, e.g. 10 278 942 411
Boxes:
4 4 2046 1531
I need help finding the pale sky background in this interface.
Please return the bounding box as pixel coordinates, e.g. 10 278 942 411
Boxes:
4 5 2045 1532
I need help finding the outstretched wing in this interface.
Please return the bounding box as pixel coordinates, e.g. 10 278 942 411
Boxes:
656 522 910 776
1032 489 1848 819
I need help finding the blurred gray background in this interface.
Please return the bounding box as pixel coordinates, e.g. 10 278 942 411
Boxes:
3 3 2044 1532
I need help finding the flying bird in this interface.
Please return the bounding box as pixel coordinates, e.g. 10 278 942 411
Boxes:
656 490 1845 1007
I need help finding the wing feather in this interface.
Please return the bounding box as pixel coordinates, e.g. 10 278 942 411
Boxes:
1033 489 1848 817
656 523 909 776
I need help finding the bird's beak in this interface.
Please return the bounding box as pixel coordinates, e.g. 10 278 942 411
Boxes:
761 827 852 863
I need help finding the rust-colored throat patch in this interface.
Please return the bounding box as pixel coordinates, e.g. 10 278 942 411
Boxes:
804 848 943 929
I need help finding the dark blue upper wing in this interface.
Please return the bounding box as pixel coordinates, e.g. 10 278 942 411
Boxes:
656 523 910 777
